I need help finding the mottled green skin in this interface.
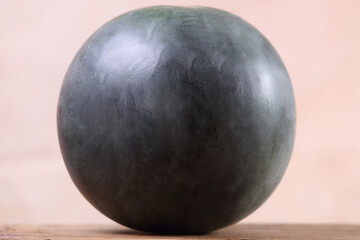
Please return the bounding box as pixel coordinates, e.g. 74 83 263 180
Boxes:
58 6 296 234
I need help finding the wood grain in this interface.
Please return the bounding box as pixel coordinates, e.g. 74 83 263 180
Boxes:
1 224 359 240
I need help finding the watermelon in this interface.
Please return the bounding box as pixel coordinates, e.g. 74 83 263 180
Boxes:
57 6 296 234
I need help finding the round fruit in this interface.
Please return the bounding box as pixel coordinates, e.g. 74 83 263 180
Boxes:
57 6 296 234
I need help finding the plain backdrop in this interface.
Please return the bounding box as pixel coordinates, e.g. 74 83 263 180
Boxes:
0 0 359 224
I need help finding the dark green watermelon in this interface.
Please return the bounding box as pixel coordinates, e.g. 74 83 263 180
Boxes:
57 6 296 234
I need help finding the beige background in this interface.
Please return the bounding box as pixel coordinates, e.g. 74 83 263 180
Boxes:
1 0 359 224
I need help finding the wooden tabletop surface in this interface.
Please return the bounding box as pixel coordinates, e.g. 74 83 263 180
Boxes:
1 224 359 240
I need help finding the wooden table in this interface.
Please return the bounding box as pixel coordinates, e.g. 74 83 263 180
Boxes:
1 224 359 240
